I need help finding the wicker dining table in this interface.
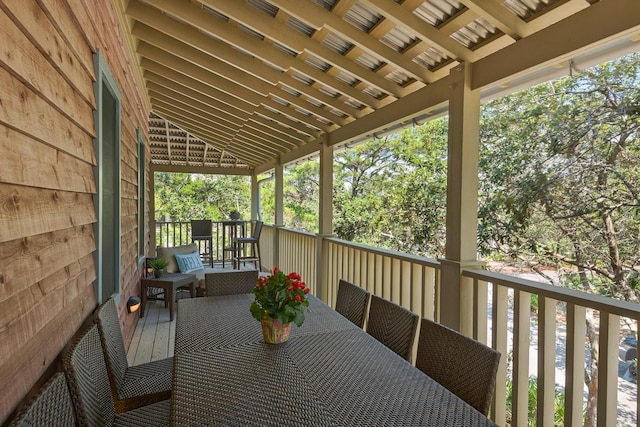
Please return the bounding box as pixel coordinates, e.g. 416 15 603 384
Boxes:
171 294 497 426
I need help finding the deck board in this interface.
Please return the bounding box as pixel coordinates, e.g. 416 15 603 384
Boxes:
127 265 261 365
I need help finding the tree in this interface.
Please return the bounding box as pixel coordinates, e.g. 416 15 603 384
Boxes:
154 172 251 221
478 52 640 425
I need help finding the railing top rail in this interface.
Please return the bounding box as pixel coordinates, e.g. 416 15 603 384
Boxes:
263 225 440 268
325 236 440 268
277 226 317 238
464 268 640 319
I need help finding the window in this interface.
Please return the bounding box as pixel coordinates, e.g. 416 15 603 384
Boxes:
93 50 121 303
137 128 146 261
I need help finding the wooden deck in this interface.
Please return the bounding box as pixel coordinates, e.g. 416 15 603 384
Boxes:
127 297 178 366
127 264 261 366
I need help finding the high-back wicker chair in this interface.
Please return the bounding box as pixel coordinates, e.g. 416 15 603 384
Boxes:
8 372 76 426
415 318 501 416
366 295 419 362
94 298 172 412
63 325 170 426
335 279 371 328
205 269 259 296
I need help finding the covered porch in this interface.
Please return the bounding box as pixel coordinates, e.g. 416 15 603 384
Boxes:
2 0 639 425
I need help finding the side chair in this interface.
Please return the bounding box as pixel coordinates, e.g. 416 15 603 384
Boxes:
366 295 419 362
8 372 76 427
63 325 169 427
415 318 501 416
94 298 172 413
205 269 259 296
335 279 371 328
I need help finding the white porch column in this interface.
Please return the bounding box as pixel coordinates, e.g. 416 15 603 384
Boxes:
440 63 483 334
273 161 284 268
149 167 156 254
250 173 258 220
316 138 333 303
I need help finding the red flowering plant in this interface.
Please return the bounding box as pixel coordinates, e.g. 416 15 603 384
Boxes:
250 267 310 327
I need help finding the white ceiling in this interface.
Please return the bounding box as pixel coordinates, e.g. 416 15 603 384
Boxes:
115 0 640 173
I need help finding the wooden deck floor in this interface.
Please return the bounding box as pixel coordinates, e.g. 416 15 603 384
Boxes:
127 298 178 366
126 264 260 366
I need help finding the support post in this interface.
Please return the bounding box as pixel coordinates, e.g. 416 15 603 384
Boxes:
149 167 156 254
273 161 284 269
440 62 482 333
316 137 333 303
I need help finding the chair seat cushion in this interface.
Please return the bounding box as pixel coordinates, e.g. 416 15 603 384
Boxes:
114 399 170 426
119 357 173 401
156 244 198 273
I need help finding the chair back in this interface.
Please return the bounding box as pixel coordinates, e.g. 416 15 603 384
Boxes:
366 295 419 362
415 318 501 416
63 325 117 427
94 298 129 397
205 270 259 296
251 220 263 240
9 372 76 427
191 219 212 237
335 279 370 328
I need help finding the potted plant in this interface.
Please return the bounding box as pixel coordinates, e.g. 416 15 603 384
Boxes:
149 258 169 278
229 210 241 220
249 267 310 344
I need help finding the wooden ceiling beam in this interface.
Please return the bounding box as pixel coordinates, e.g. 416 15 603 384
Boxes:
138 52 333 133
133 26 347 126
153 102 291 156
360 0 472 62
127 1 363 119
145 68 322 142
198 0 403 98
269 0 433 83
148 83 304 149
136 0 379 110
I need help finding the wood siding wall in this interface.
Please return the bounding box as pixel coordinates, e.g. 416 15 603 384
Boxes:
0 0 150 422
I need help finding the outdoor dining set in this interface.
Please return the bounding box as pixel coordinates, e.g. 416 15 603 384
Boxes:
9 269 500 426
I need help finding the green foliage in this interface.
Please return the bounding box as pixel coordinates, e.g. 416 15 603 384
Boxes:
148 258 169 270
478 52 640 302
250 268 310 327
505 355 569 427
154 172 251 221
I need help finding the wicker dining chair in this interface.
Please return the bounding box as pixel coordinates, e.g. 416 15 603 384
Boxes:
94 298 172 413
63 325 170 427
205 269 259 296
8 372 76 427
415 318 501 416
335 279 371 328
366 295 419 362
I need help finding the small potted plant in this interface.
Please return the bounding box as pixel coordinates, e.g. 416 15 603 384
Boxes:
149 258 169 278
250 267 310 344
229 210 241 220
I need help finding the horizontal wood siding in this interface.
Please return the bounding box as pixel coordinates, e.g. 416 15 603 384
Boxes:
0 0 150 422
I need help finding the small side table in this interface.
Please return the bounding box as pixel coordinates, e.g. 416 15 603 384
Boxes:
141 273 197 321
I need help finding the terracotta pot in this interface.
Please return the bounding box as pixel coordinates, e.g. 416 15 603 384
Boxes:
261 316 292 344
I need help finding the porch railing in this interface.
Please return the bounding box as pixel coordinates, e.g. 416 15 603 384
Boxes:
463 269 639 427
161 221 639 425
155 220 249 263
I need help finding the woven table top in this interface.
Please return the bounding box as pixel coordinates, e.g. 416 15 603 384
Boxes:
171 294 497 427
174 294 359 353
